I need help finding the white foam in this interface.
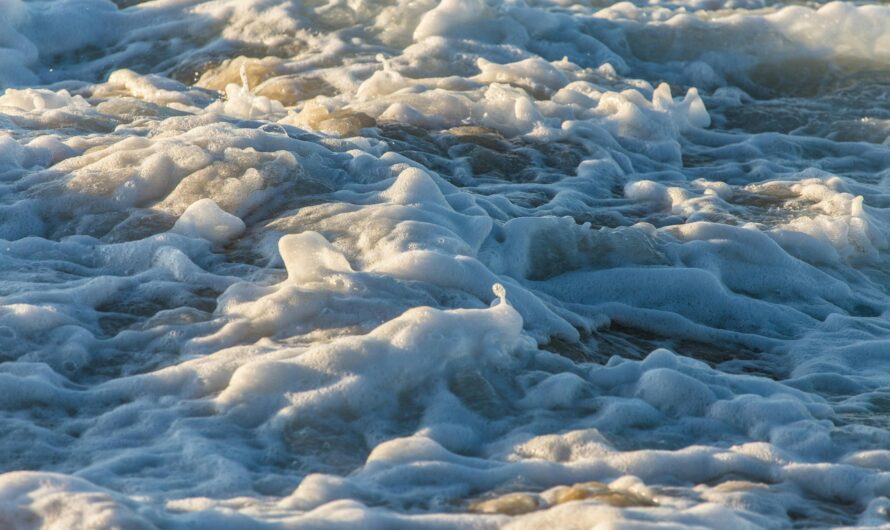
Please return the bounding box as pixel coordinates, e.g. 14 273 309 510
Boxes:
1 0 890 528
172 198 246 244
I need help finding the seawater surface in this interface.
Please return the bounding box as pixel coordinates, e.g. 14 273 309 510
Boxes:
2 0 890 528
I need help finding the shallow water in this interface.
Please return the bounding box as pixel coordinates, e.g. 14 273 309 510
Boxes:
3 0 890 528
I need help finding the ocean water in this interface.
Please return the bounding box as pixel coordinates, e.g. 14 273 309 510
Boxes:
2 0 890 527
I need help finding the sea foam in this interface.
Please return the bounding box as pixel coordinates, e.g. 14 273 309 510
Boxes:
2 0 890 528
